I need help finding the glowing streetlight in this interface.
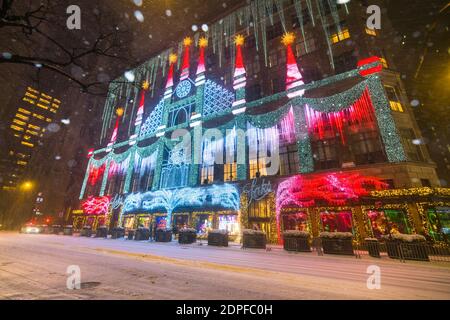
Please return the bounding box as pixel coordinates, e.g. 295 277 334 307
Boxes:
20 181 34 191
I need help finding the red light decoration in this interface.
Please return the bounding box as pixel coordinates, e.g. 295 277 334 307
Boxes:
276 173 388 243
305 88 376 144
88 164 105 186
81 196 110 215
357 56 382 76
180 37 192 80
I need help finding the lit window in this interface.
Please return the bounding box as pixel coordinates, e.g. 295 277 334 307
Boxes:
379 57 388 68
32 113 45 120
28 124 41 130
53 98 61 104
46 118 52 122
18 108 31 115
224 162 237 182
50 108 57 113
27 87 39 94
13 119 26 126
23 97 36 104
14 133 21 138
23 135 31 140
330 28 350 44
10 125 24 132
365 27 377 36
25 92 38 99
21 141 34 148
201 165 214 184
39 98 50 104
385 86 404 112
15 113 29 121
41 93 52 99
17 160 27 166
36 103 49 110
25 130 39 136
51 103 60 108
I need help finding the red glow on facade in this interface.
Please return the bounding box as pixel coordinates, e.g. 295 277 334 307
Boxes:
81 196 110 215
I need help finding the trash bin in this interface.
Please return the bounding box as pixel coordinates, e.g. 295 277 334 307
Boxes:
81 226 92 237
135 227 150 241
95 226 108 238
111 227 125 239
365 238 380 258
52 225 63 235
127 230 135 240
63 225 73 236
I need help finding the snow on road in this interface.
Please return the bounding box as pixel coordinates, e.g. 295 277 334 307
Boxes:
0 232 449 299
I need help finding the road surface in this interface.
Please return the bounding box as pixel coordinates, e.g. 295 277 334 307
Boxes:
0 232 449 299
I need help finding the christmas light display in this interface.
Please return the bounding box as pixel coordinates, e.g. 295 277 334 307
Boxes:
282 32 305 98
180 37 192 80
276 173 388 241
81 196 110 215
304 88 376 144
123 184 240 228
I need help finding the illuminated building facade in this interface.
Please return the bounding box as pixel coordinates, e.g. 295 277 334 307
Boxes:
0 86 60 190
75 0 449 243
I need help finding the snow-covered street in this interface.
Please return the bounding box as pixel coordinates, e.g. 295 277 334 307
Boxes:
0 232 449 299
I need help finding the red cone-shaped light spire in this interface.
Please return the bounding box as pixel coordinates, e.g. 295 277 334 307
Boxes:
282 32 304 98
180 37 192 80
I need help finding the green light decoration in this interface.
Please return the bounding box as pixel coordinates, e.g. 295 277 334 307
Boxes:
99 156 111 197
366 75 407 162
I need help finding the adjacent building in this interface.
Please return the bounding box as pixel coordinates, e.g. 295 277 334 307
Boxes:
0 86 61 191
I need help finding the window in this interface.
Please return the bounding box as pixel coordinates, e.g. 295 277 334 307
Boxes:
368 209 411 238
350 131 386 165
365 27 377 36
330 28 350 44
279 145 299 175
15 113 29 121
267 22 283 40
321 211 353 233
18 108 31 115
334 51 357 74
10 125 24 132
201 165 214 184
13 119 26 126
384 86 404 112
21 141 34 148
224 162 237 182
295 38 316 56
313 139 340 170
399 128 423 161
379 57 388 68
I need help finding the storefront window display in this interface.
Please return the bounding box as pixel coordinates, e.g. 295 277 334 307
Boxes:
282 212 308 231
218 214 239 235
155 216 167 230
136 215 151 228
320 211 353 233
195 214 212 234
174 214 189 230
123 216 135 229
426 207 450 241
367 209 411 238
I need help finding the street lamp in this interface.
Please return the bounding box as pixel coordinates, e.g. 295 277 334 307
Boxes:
20 181 34 191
